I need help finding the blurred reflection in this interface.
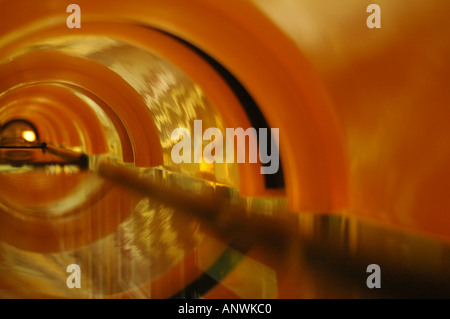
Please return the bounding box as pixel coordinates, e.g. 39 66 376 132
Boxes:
1 0 450 300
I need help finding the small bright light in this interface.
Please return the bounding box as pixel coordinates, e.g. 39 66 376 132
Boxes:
21 130 36 142
199 159 214 174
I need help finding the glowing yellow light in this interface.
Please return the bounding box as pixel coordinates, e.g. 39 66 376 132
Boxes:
199 159 214 174
21 130 36 142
